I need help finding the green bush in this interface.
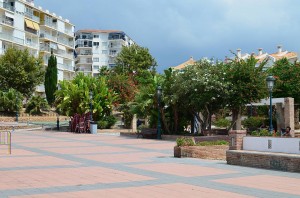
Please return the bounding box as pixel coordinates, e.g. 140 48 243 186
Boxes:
196 140 229 146
213 118 231 128
103 115 117 129
176 137 195 147
97 120 108 129
25 95 49 115
242 117 265 129
251 129 272 137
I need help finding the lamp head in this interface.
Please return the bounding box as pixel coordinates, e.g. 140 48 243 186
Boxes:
266 75 275 91
156 85 162 97
89 91 93 99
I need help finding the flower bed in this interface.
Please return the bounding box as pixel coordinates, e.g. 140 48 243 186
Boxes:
174 145 228 160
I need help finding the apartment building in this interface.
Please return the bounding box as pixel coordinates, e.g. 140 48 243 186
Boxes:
75 29 135 76
0 0 75 93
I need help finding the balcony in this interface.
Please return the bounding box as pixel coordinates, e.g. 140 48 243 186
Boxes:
75 44 92 48
2 3 15 12
57 38 73 48
0 17 14 27
40 32 56 41
25 41 38 49
40 21 57 29
25 27 38 35
0 32 24 45
25 12 40 23
58 63 74 71
75 59 93 64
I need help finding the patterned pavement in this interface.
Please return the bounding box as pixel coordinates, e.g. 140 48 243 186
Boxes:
0 130 299 198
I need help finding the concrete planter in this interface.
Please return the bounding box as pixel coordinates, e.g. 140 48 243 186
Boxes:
174 145 228 160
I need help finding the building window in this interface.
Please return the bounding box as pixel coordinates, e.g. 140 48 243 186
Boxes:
102 50 107 54
93 58 99 62
93 42 99 46
102 42 107 47
93 65 100 70
93 35 99 38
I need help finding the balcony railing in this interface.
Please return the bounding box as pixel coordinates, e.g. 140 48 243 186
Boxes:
25 12 40 22
0 17 14 26
2 3 15 12
25 41 38 48
25 27 38 35
40 32 56 41
40 44 74 59
57 38 73 48
0 32 24 45
40 21 57 29
75 59 93 64
58 63 74 71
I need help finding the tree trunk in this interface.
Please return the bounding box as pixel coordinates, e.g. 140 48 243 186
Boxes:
161 108 170 134
232 107 242 130
173 105 179 133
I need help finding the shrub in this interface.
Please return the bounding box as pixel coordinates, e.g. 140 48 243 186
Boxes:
25 95 49 115
242 117 265 129
213 118 231 128
196 140 229 146
251 129 272 137
97 120 108 129
103 115 117 129
176 137 195 147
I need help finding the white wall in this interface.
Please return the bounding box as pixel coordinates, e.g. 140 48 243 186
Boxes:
15 1 25 13
243 137 300 154
57 19 65 33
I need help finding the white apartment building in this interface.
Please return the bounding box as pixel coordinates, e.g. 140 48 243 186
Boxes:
75 30 135 76
0 0 75 93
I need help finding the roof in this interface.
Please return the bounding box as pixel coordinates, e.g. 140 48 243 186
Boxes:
172 57 196 70
269 51 298 61
76 29 123 34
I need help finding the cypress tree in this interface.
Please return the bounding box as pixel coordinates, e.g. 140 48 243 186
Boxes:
44 51 58 106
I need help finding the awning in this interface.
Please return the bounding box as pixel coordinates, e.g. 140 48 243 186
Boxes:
5 12 14 19
25 19 35 29
32 21 40 31
57 44 66 51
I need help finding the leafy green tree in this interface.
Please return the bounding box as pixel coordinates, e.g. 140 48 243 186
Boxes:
114 44 157 86
269 58 300 124
0 48 44 97
44 51 57 106
0 88 23 113
55 73 117 121
25 95 49 115
224 56 268 130
169 59 228 133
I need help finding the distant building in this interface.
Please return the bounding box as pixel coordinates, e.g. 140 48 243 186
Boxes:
227 46 298 70
171 56 196 71
75 30 135 77
0 0 75 93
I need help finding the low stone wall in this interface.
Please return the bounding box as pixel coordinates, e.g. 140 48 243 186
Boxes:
162 134 230 142
0 116 69 122
227 150 300 172
174 145 228 160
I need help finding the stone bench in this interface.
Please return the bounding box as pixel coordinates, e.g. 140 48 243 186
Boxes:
137 128 157 139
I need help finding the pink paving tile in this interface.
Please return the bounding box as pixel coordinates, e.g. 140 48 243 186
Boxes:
130 142 176 150
109 138 159 145
0 149 39 156
129 163 237 177
0 167 153 191
42 145 137 155
12 183 254 198
0 156 79 168
76 152 169 163
18 141 94 148
215 175 300 196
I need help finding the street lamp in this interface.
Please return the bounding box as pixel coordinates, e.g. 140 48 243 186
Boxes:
16 94 18 122
156 85 162 139
89 91 93 121
266 75 275 134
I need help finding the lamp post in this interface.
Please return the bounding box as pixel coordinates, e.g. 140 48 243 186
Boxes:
89 91 93 122
16 94 18 122
156 86 162 139
266 75 275 134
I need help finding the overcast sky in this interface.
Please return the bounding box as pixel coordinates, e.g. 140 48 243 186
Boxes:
35 0 300 72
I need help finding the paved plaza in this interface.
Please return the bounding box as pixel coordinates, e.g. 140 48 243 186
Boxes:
0 129 300 198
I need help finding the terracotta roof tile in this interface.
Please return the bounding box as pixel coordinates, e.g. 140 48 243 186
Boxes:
172 57 196 70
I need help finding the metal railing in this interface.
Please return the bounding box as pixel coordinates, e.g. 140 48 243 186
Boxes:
25 12 40 22
2 3 15 12
0 32 24 45
0 131 11 154
0 16 14 26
